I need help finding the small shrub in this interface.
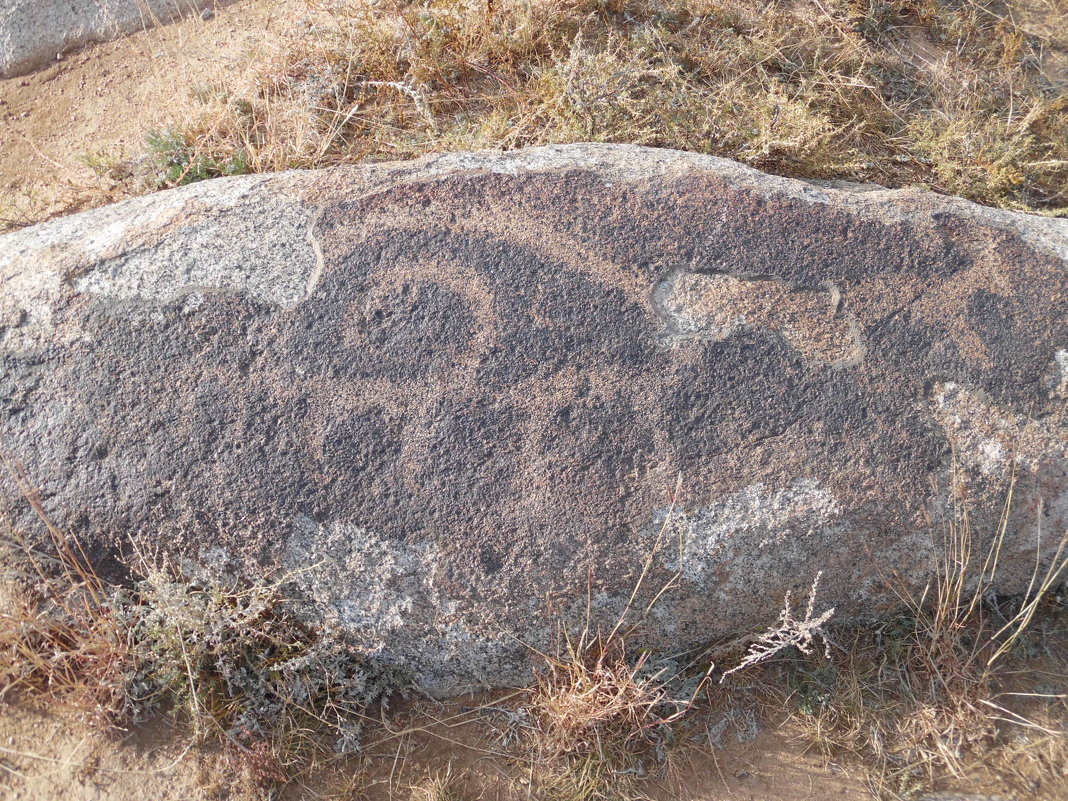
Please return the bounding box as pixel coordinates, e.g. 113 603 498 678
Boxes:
721 571 835 680
145 127 250 187
0 475 404 784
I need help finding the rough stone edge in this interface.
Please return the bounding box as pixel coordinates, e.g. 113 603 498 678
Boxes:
4 144 1068 309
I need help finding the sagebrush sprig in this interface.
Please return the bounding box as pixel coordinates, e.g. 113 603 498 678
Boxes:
722 571 835 680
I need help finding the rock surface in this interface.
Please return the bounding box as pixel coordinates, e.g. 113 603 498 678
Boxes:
0 0 216 78
1 144 1066 694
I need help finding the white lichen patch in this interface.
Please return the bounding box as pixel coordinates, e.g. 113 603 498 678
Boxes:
655 479 844 583
1051 349 1068 398
932 382 1067 477
283 516 448 644
282 516 536 695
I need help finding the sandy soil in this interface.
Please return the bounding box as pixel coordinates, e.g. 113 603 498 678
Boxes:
0 0 297 230
0 705 238 801
5 679 1066 801
0 698 876 801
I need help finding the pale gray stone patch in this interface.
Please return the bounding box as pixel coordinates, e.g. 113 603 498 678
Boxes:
70 190 322 310
656 479 845 584
1052 350 1068 398
931 382 1067 477
0 172 321 350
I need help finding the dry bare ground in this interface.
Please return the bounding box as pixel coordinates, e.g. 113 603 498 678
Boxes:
1 0 1067 232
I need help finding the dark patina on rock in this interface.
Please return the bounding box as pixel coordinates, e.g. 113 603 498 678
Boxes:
1 144 1065 693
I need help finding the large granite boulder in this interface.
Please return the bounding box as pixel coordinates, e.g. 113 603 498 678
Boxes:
1 144 1065 694
0 0 216 77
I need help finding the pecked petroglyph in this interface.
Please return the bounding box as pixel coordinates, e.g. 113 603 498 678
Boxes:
931 381 1067 478
652 269 866 366
2 144 1065 694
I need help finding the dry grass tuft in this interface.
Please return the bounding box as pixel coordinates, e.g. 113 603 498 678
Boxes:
772 476 1068 799
0 470 404 788
140 0 1068 212
0 483 134 726
515 628 694 800
408 766 466 801
502 509 707 799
